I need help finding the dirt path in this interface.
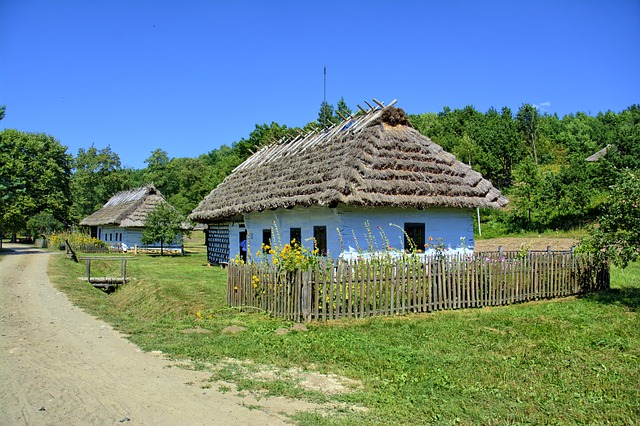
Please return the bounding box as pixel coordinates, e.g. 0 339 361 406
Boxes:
0 245 311 425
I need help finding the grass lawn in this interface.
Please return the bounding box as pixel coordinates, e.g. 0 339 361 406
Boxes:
47 239 640 425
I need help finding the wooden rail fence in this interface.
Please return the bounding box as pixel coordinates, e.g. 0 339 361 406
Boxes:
78 256 131 289
227 253 609 322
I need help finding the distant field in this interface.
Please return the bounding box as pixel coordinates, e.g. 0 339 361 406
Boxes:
475 236 578 252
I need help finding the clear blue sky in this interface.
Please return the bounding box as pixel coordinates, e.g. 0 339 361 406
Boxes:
2 0 639 169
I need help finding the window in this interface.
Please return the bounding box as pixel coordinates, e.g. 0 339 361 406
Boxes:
262 229 272 252
404 223 425 252
239 231 247 263
290 227 301 246
313 226 327 256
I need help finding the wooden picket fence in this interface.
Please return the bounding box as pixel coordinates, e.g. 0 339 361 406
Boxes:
227 252 609 322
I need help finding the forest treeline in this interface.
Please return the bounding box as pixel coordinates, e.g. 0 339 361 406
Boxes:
1 101 639 240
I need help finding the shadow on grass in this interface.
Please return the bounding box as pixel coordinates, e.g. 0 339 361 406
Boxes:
146 253 192 258
580 288 640 312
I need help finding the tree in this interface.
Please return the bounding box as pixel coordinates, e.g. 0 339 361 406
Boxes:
516 104 540 165
491 107 524 188
26 211 64 240
233 122 295 159
0 129 71 241
142 201 187 255
317 101 337 127
335 97 352 120
0 105 5 121
509 157 542 229
142 149 177 198
453 133 477 166
603 105 640 170
582 170 640 268
71 145 128 223
166 157 214 215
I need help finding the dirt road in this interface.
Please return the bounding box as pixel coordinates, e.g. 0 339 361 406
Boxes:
0 245 304 425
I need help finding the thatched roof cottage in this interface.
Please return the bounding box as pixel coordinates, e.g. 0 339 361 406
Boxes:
80 184 183 250
189 100 507 265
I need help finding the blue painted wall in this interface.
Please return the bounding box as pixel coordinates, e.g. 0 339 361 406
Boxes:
230 204 474 262
97 226 182 249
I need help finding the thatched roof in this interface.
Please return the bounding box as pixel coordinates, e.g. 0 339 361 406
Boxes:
80 184 167 227
189 100 508 223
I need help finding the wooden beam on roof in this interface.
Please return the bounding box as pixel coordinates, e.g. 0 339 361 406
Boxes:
373 98 385 108
357 104 367 114
364 100 374 110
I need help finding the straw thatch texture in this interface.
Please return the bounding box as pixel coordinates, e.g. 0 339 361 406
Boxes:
189 105 508 222
80 184 167 227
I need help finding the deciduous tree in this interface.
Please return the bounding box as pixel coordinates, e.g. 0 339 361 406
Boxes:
142 201 187 256
516 104 540 165
0 129 71 240
142 149 177 198
582 170 640 268
71 145 128 223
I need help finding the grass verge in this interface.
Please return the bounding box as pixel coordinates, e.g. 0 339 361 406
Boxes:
47 243 640 425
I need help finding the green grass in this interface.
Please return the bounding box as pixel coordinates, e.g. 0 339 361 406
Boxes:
47 241 640 425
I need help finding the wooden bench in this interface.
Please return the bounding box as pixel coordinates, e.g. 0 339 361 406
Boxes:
78 256 131 289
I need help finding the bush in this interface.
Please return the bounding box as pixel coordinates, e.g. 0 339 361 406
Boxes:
579 169 640 268
48 231 107 251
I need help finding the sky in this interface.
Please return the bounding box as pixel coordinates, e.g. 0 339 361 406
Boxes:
1 0 639 170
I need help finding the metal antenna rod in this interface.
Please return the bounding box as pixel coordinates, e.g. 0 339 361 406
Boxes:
323 66 327 126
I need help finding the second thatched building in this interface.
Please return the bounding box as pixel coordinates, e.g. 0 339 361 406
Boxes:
189 100 507 265
80 184 184 251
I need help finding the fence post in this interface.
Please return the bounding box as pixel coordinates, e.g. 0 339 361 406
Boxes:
301 270 311 321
